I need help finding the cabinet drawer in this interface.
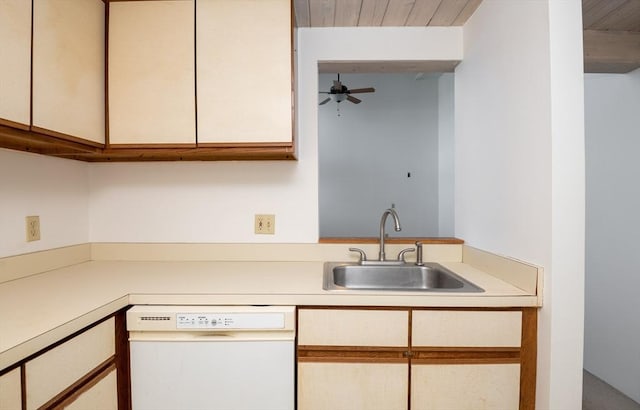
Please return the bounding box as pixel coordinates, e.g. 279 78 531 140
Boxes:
64 368 117 410
25 318 115 410
412 310 522 347
0 367 22 410
298 309 409 347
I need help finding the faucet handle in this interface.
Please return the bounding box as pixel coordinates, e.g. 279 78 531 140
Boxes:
415 241 424 266
397 247 415 262
349 248 367 263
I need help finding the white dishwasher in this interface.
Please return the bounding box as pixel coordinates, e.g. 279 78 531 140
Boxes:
127 305 295 410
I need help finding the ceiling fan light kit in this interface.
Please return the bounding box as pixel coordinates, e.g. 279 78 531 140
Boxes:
319 73 375 106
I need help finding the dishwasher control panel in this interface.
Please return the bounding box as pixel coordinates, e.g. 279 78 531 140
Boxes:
176 312 285 330
127 306 295 332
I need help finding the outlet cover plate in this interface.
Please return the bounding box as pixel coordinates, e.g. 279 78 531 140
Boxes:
255 214 275 235
26 216 41 242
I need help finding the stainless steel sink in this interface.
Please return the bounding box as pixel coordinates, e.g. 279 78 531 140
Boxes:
323 262 484 292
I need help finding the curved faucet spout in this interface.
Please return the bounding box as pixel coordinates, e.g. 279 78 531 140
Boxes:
379 208 401 261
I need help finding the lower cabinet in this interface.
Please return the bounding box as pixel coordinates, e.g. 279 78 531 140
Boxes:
0 367 22 410
299 362 408 410
63 368 118 410
25 317 115 409
0 309 129 410
297 307 537 410
411 363 521 410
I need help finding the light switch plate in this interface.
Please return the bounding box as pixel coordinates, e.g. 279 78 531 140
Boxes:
255 214 275 235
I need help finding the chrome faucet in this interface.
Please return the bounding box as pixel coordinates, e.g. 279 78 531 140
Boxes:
378 208 401 261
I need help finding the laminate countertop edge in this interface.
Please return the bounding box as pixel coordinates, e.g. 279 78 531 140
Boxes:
0 259 539 372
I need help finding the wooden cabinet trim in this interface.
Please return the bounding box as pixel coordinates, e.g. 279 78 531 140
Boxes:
30 126 104 149
298 345 407 363
37 359 115 410
0 125 297 161
115 309 131 410
520 307 537 410
21 364 27 410
0 118 30 131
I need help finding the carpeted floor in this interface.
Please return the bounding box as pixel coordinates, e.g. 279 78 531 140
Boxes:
583 370 640 410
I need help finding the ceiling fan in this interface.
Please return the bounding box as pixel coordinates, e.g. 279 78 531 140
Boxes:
319 74 375 105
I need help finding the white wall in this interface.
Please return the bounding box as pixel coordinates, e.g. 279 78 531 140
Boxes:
455 1 584 408
88 27 462 243
0 148 89 258
318 72 450 237
584 69 640 403
88 160 316 243
438 73 455 236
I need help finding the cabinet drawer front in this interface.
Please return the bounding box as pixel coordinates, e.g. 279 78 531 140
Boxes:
411 363 520 410
299 362 408 410
298 309 409 347
412 310 522 347
0 367 22 410
64 368 117 410
25 318 115 410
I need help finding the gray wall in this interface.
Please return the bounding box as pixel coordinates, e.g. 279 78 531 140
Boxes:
318 72 454 237
584 69 640 403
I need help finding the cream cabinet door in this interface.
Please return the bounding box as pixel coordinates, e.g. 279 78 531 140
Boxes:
32 0 105 144
0 367 22 410
412 310 522 347
298 362 408 410
411 363 521 410
108 0 196 145
0 0 31 128
64 368 117 410
25 318 115 410
196 0 292 144
298 308 409 347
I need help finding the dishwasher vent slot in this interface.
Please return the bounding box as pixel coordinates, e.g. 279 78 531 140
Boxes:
140 316 171 321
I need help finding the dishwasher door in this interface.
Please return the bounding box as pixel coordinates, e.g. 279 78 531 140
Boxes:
127 306 295 410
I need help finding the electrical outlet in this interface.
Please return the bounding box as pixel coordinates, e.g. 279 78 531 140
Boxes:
26 216 41 242
255 214 275 235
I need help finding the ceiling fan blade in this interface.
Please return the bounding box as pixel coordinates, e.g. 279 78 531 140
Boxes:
347 95 361 104
319 91 330 94
319 97 331 105
348 87 375 94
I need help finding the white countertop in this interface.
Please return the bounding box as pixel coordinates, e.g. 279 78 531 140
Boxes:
0 258 537 371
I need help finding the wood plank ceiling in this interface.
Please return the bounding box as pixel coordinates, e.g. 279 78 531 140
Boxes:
296 0 640 73
582 0 640 73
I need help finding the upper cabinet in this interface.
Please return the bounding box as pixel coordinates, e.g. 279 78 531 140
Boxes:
0 0 31 129
108 0 196 146
0 0 295 160
32 0 105 145
196 0 293 145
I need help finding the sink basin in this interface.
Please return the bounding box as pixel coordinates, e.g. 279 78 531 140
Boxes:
323 262 484 292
